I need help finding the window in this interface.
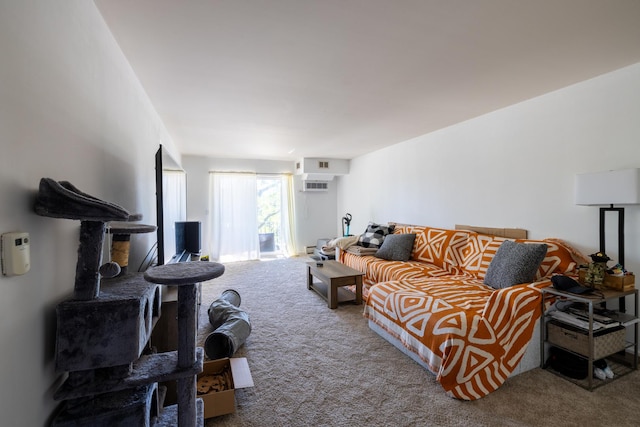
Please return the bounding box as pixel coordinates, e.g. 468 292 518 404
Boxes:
207 173 297 262
257 176 283 256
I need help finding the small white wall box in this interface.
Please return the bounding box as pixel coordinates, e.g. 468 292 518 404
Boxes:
1 232 31 276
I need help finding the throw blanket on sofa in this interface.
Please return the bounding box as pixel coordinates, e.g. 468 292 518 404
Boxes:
322 235 359 251
364 277 548 400
339 224 582 400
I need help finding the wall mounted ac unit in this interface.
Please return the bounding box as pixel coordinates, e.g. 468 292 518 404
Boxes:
295 157 348 192
295 158 349 178
302 180 329 192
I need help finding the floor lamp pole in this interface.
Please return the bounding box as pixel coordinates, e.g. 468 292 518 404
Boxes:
599 205 626 312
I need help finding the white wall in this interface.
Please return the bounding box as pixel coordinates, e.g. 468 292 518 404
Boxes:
338 62 640 303
0 2 178 425
293 176 339 249
182 155 338 255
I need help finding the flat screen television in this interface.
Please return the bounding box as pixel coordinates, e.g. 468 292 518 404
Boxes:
154 145 187 265
175 221 201 255
169 220 202 263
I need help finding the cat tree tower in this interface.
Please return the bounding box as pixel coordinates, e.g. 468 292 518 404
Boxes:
35 178 224 426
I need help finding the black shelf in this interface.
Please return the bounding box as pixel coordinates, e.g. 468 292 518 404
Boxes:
540 287 638 391
544 357 634 391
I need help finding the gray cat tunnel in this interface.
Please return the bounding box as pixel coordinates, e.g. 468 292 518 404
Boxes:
204 289 252 359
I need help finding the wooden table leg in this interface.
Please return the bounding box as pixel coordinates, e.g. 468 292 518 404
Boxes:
328 279 337 309
355 275 362 305
307 266 312 290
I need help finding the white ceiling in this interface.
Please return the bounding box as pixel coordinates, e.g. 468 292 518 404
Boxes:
95 0 640 161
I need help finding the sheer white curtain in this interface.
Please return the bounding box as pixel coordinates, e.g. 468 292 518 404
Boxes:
208 172 259 262
163 170 186 261
279 174 298 257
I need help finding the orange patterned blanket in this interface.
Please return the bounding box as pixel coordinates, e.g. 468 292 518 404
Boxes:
339 225 583 399
364 277 550 399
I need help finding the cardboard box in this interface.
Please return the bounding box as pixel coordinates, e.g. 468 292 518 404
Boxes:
604 273 635 291
197 358 254 418
578 269 635 291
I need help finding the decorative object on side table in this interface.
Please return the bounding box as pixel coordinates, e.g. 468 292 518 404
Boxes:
578 251 635 291
584 251 610 287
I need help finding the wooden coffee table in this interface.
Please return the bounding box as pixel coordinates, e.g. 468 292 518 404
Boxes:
307 260 364 309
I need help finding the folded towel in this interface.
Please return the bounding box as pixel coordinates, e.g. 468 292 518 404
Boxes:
346 246 378 256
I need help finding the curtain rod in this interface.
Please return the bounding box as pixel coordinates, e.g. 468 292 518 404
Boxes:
209 171 293 176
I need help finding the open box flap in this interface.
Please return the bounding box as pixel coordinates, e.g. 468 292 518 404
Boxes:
230 357 254 389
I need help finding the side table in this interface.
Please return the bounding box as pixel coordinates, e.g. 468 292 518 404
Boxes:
540 286 639 390
307 260 363 309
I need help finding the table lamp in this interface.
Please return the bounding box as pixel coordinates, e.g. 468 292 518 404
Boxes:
575 168 640 311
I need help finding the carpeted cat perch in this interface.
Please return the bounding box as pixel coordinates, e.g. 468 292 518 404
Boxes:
35 177 223 426
34 177 141 299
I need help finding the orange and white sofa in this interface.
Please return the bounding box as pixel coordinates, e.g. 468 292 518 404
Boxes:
338 223 585 400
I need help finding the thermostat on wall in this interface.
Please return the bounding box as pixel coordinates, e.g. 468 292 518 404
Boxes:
1 232 31 276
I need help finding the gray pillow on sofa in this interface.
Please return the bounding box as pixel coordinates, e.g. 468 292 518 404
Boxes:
484 240 548 289
375 233 416 261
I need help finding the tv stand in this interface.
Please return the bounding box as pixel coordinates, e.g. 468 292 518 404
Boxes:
167 250 200 264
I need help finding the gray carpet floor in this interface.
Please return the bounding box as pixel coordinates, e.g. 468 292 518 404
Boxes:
196 257 640 427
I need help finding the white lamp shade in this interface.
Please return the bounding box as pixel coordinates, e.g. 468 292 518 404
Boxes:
575 168 640 206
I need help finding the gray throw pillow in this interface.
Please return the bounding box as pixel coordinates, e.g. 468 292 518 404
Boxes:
375 233 416 261
484 240 548 289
